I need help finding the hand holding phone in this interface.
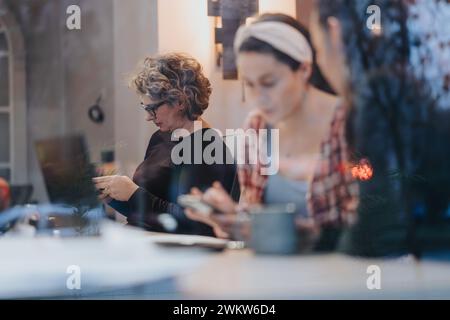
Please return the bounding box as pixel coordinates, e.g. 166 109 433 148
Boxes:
178 195 222 216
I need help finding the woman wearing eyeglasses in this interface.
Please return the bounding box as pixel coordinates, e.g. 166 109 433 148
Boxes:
94 53 239 235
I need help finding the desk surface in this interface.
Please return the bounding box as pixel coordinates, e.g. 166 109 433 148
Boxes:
178 249 450 299
2 226 450 299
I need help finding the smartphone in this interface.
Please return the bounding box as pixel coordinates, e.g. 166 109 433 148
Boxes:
177 195 224 216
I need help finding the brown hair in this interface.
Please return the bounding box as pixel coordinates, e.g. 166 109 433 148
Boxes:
130 52 212 120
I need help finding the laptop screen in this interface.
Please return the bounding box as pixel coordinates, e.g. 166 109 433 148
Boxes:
35 135 100 211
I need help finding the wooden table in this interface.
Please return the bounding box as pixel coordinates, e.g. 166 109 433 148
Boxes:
178 249 450 299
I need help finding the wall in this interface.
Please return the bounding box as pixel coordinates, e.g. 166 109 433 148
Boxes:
4 0 297 201
6 0 115 201
63 0 115 165
112 0 298 173
0 0 27 185
259 0 296 15
156 0 297 134
296 0 314 27
113 0 158 177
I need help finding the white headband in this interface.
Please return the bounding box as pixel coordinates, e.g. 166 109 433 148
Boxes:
234 21 313 64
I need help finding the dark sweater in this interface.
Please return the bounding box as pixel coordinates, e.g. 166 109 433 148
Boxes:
109 128 239 236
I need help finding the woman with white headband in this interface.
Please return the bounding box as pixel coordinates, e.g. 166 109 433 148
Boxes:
185 13 338 239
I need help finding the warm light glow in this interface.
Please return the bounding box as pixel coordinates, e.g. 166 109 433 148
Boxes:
245 16 257 25
371 24 383 36
0 177 11 210
351 159 374 181
157 0 211 73
258 0 296 16
215 16 222 29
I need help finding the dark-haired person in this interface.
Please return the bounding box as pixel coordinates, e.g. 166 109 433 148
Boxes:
94 53 239 236
185 13 338 237
307 0 450 257
187 1 450 258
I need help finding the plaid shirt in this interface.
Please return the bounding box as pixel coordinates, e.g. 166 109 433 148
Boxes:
238 104 362 225
307 102 360 227
237 112 269 205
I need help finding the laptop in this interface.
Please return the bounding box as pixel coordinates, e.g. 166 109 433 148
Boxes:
10 185 33 206
34 135 104 235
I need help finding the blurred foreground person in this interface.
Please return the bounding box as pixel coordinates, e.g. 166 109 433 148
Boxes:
309 0 450 257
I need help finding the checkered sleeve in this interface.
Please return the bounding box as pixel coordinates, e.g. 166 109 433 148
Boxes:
307 103 360 227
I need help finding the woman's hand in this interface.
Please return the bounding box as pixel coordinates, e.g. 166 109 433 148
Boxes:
185 208 232 239
184 182 239 238
201 181 237 214
243 109 268 131
93 175 139 202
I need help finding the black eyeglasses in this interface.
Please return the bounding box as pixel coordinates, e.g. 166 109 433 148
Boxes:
140 100 165 117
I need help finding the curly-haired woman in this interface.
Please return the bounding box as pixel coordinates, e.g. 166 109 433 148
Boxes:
94 53 239 235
